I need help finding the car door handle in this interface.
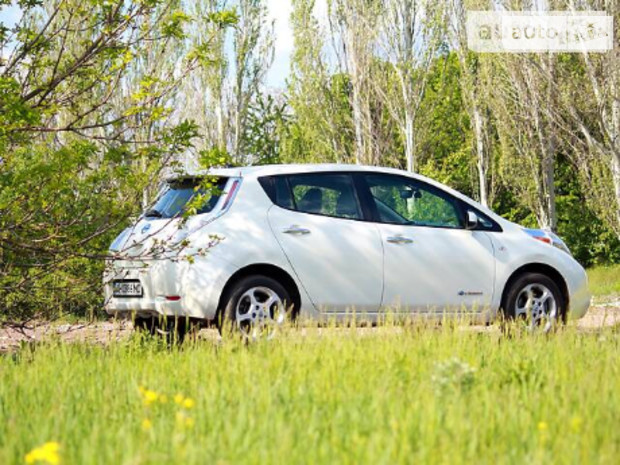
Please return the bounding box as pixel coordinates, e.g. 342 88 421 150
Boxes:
282 225 311 235
386 235 413 244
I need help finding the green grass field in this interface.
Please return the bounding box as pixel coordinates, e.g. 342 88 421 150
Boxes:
1 323 619 464
588 265 620 300
1 266 618 464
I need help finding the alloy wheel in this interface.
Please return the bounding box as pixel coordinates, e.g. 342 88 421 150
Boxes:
235 286 286 339
514 283 558 332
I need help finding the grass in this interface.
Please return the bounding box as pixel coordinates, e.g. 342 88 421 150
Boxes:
588 265 620 300
1 265 618 464
1 323 619 464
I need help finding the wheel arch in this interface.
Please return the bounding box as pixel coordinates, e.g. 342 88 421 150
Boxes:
500 262 569 313
216 263 302 318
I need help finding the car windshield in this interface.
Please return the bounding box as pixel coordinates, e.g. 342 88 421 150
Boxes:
145 177 228 219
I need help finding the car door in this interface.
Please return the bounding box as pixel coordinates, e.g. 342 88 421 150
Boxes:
359 173 496 313
266 173 383 313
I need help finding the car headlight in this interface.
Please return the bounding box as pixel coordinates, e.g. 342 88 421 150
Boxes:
523 228 572 256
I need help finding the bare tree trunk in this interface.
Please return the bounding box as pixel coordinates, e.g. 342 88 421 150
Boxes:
233 92 242 158
541 150 556 230
611 91 620 229
472 105 488 206
448 0 489 205
404 107 414 172
215 96 225 152
533 97 556 230
347 27 365 165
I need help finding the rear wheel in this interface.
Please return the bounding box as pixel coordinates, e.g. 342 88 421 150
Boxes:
218 275 293 339
502 272 565 332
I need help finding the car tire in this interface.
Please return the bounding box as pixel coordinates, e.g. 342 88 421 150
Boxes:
218 275 294 338
501 272 565 332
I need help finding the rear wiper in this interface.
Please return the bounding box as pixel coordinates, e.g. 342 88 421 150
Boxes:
144 208 163 218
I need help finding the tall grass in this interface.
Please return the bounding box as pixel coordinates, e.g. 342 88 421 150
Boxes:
1 322 619 464
588 265 620 299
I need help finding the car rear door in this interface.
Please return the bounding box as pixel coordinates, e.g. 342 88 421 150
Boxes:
264 173 384 313
359 173 496 313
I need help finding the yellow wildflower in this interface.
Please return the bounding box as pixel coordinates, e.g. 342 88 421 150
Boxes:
142 390 159 406
174 394 185 405
24 441 61 465
571 416 582 432
141 418 152 431
537 421 548 431
183 398 195 409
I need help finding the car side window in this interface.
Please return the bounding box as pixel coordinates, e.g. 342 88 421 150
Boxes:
284 174 362 220
365 174 463 229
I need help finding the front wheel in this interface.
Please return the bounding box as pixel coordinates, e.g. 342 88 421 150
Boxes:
218 275 293 339
502 272 565 332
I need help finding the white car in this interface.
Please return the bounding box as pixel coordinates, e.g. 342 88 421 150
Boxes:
104 164 590 338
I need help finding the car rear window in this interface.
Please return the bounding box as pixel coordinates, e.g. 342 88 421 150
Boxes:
145 177 228 219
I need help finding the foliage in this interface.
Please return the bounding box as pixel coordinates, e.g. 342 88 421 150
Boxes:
0 0 236 321
242 90 290 165
1 325 620 463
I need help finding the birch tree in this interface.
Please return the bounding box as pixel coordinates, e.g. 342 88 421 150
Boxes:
328 0 379 165
447 0 492 205
183 0 234 156
231 0 274 163
493 53 560 230
376 0 445 172
287 0 351 163
553 0 620 237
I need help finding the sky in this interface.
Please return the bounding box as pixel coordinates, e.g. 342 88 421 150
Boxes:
265 0 294 88
0 0 322 89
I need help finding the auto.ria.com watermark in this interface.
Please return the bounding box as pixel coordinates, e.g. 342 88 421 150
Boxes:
467 11 614 53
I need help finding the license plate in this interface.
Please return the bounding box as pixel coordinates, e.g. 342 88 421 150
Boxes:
112 280 143 297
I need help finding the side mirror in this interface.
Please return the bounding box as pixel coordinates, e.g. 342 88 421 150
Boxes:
465 210 479 230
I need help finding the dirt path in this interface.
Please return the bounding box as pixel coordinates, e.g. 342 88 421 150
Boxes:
1 303 619 353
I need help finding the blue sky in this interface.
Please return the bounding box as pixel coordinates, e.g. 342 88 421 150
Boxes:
0 2 20 26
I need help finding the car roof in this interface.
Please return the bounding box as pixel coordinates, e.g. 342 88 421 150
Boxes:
164 163 503 222
170 163 423 179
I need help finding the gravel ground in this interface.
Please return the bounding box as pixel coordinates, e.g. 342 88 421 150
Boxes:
1 303 619 353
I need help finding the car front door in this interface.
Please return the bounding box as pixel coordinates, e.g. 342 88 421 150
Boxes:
359 173 496 313
266 173 383 313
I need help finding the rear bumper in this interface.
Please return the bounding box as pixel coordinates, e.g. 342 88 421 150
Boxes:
104 255 236 320
104 260 188 318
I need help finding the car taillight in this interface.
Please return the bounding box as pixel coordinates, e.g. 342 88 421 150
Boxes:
220 179 241 212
